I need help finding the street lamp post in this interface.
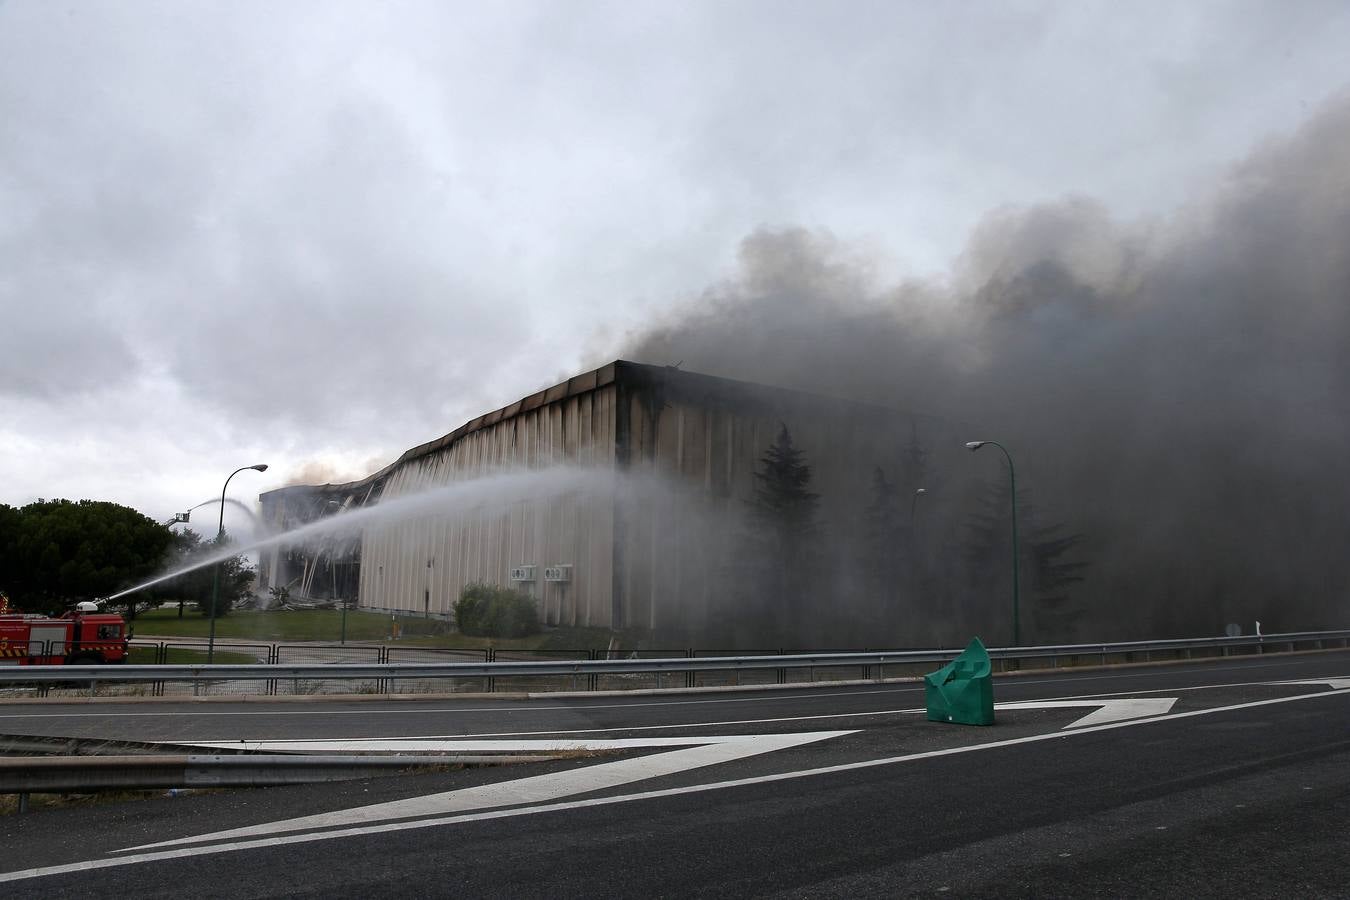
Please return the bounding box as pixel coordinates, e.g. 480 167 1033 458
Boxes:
208 463 269 664
965 441 1020 646
164 512 193 619
910 487 927 525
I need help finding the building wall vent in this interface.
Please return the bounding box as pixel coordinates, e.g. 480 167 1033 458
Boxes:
543 565 572 583
509 565 536 582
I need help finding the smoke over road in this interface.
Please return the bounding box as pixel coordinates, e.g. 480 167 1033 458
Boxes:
623 92 1350 640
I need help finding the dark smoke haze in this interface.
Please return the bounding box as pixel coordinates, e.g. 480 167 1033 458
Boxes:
624 93 1350 640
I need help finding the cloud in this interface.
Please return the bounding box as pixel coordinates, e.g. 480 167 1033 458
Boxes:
3 0 1350 536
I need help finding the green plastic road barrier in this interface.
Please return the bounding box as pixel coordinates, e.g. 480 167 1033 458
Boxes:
925 637 995 726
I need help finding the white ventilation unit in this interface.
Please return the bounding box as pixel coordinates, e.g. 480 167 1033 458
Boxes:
509 565 536 583
543 565 572 583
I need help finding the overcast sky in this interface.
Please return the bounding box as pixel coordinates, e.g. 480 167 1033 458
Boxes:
3 0 1349 529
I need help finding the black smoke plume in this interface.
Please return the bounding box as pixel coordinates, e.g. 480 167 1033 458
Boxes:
623 92 1350 641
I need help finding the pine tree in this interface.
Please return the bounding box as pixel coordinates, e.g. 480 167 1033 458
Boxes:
747 424 820 550
862 466 904 591
900 423 929 496
962 478 1088 642
733 425 823 639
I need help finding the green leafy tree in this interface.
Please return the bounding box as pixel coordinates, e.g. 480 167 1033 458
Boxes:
0 503 21 597
0 499 170 616
155 528 254 617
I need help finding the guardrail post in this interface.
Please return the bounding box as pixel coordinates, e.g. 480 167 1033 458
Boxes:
486 648 495 693
777 649 786 685
686 649 695 688
266 644 277 695
154 643 165 696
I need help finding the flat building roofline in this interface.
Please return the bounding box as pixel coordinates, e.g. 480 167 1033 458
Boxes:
260 359 942 500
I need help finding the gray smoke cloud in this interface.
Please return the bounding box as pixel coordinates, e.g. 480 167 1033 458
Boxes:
624 92 1350 639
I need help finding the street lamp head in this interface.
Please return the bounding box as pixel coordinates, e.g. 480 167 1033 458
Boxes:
964 441 986 451
914 488 927 495
250 463 269 473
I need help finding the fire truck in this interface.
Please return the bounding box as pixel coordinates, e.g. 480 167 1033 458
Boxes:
0 602 131 666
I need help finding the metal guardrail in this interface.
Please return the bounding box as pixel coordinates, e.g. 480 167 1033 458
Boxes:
4 628 1348 692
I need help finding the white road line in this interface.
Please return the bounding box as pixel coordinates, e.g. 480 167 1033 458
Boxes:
176 694 1182 743
4 675 1341 745
188 736 778 752
129 731 855 850
0 686 915 719
185 708 930 741
2 686 1346 883
3 656 1346 721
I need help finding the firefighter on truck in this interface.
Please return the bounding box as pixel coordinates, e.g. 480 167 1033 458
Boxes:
0 593 131 666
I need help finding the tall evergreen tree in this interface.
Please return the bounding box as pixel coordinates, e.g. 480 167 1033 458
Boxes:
900 423 929 496
862 466 904 592
747 424 820 550
963 477 1089 642
734 425 823 641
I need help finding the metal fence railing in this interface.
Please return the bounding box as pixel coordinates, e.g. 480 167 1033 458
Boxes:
2 628 1346 699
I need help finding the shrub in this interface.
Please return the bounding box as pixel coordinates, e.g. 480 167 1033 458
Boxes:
453 582 540 638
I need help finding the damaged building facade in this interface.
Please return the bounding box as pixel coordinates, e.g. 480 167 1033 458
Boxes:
259 361 952 644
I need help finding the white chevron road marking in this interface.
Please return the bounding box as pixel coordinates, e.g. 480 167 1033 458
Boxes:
128 730 855 851
995 697 1178 728
1270 678 1350 690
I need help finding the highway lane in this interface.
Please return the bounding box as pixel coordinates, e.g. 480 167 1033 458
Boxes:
2 653 1347 897
0 649 1347 746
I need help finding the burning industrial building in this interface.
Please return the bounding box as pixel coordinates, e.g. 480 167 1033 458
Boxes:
259 360 974 648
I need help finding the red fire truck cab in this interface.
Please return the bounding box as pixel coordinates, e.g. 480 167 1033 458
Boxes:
0 602 131 666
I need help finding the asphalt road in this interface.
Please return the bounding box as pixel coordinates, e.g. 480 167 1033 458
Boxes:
3 650 1348 897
